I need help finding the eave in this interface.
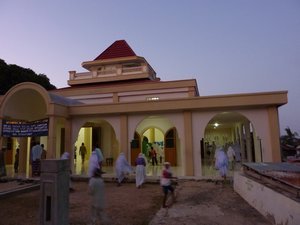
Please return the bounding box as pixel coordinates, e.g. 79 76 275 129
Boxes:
68 91 288 116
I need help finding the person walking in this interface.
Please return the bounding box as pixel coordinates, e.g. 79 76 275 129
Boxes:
160 162 176 208
31 142 43 176
135 153 146 188
88 150 100 178
79 142 87 164
61 151 75 192
115 152 133 186
227 144 236 170
93 144 104 171
232 142 242 163
88 168 111 225
214 146 229 183
150 147 158 166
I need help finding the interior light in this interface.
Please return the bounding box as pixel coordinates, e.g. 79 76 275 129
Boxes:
146 97 160 101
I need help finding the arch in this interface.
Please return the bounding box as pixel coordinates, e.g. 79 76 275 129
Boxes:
201 111 262 177
135 116 174 135
0 83 51 178
133 115 180 167
139 126 164 138
0 82 51 120
73 118 119 175
141 127 164 163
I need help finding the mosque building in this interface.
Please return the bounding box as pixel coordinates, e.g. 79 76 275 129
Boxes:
0 40 287 177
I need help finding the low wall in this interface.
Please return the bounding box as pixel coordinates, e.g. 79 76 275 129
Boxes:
234 172 300 225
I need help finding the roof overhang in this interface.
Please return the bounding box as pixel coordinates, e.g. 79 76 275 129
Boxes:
82 56 150 70
68 91 288 116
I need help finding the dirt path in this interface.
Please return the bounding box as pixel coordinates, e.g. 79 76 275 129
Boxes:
0 180 272 225
0 180 161 225
150 180 272 225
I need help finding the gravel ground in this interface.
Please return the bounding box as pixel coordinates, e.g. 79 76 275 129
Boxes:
0 179 272 225
150 180 272 225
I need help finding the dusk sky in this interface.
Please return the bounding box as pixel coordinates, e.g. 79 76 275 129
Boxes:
0 0 299 135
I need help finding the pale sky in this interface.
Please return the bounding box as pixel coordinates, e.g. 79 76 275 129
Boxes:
0 0 299 135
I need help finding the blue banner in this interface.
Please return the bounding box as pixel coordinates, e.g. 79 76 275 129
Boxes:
1 118 49 137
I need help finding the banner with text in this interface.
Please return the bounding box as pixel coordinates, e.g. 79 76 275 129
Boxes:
1 119 49 137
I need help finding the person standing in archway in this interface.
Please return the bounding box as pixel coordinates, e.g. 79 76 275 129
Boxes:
150 147 158 166
41 144 47 160
14 147 20 173
79 142 87 165
31 142 43 176
0 148 7 177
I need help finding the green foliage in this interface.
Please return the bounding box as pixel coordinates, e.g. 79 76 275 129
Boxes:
280 127 299 160
142 136 150 158
0 59 56 95
280 127 299 146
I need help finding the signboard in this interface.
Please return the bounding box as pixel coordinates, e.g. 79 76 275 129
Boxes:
1 118 49 137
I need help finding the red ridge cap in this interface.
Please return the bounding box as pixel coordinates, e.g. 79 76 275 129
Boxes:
94 40 137 60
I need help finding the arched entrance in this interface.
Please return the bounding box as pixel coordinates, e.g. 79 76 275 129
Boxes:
0 83 50 178
142 127 164 164
73 119 119 175
202 112 262 177
132 116 180 176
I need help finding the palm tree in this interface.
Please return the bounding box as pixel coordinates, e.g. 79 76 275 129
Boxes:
281 127 299 146
280 127 300 161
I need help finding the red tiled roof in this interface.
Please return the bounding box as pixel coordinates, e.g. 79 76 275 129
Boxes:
94 40 137 60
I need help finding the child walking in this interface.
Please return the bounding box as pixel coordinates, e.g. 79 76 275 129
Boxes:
160 162 176 208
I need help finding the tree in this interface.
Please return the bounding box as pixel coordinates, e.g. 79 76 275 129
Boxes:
0 59 56 95
281 127 299 146
280 127 300 160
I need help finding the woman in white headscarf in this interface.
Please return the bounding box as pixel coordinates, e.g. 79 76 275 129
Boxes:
135 153 146 188
60 152 74 191
88 151 100 178
115 152 133 186
214 146 229 182
61 152 70 160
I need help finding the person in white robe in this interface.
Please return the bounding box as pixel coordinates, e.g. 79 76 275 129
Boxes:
60 152 74 191
61 152 70 160
115 152 133 186
214 146 229 182
227 145 236 170
135 153 146 188
94 144 104 170
232 142 241 162
88 151 100 178
88 168 111 224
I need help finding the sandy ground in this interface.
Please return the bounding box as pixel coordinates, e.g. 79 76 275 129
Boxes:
0 179 272 225
150 180 272 225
